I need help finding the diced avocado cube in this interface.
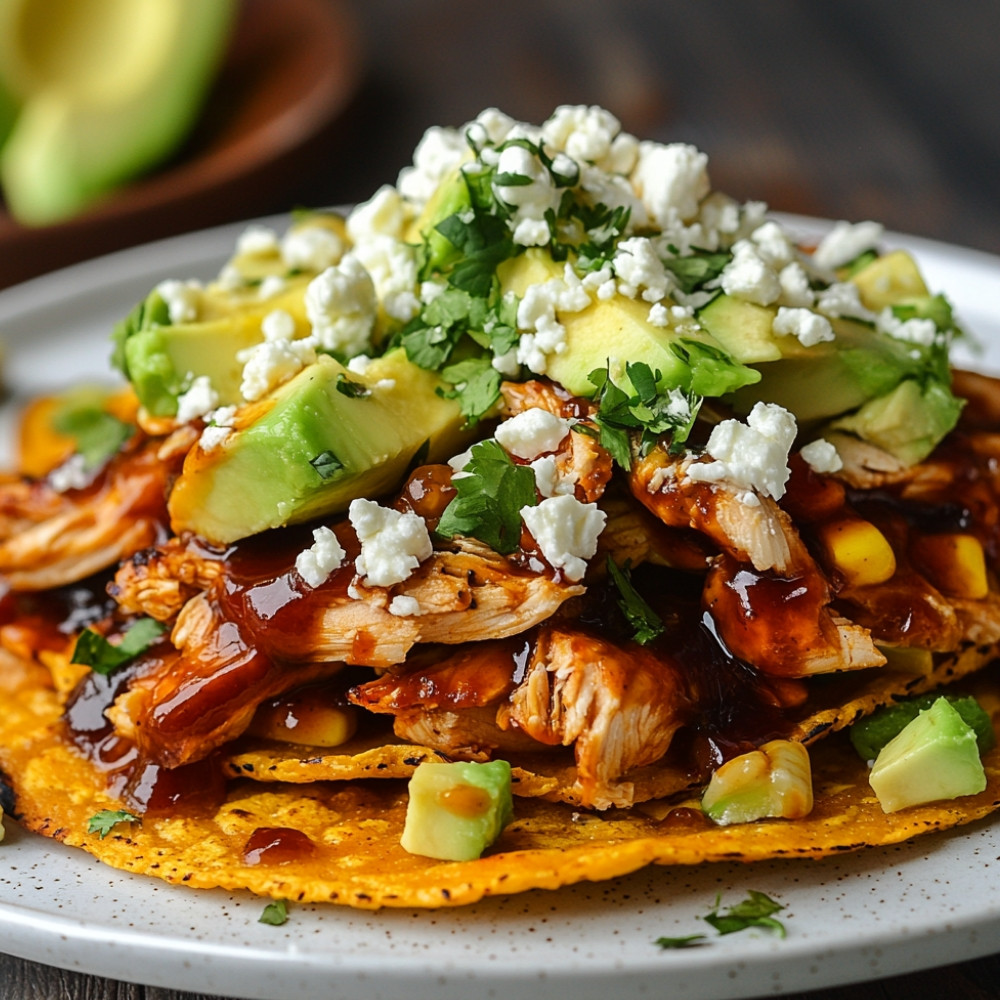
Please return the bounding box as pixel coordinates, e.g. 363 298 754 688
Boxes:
850 693 995 762
701 740 813 826
868 697 987 813
167 349 472 543
401 760 514 861
498 251 758 399
850 250 929 311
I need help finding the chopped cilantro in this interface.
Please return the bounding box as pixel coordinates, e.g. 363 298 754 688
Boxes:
606 557 665 645
435 439 537 555
439 356 503 426
703 890 786 938
335 373 371 399
51 398 132 470
662 248 730 294
310 450 344 480
71 618 167 675
588 362 702 467
669 339 760 397
259 899 290 926
88 809 139 839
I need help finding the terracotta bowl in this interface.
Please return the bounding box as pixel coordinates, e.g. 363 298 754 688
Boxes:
0 0 363 290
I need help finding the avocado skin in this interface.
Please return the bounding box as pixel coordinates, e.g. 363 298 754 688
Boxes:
868 697 988 813
167 350 472 544
400 760 514 861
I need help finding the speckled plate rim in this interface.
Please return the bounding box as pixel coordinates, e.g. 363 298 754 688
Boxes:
1 216 1000 1000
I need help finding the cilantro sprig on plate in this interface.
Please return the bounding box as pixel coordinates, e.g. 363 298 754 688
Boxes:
71 617 167 676
655 891 787 949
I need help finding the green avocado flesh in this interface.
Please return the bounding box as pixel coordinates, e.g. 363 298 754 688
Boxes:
868 697 988 813
0 0 236 224
167 350 472 544
401 760 514 861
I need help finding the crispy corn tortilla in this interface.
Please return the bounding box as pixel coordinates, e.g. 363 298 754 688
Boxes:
3 649 1000 910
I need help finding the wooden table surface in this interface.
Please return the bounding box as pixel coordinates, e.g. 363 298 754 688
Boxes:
2 1 999 998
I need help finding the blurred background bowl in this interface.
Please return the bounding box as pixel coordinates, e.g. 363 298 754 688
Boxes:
0 0 362 290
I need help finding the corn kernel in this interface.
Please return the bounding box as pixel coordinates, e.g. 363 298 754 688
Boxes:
248 699 358 748
910 533 989 600
817 517 896 587
702 739 813 825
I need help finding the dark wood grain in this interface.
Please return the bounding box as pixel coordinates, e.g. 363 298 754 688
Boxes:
3 0 999 997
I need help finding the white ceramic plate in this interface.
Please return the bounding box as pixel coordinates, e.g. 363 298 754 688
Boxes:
1 218 1000 1000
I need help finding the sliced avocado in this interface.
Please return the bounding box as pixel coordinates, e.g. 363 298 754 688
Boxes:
850 250 930 311
409 165 475 274
868 697 987 813
831 377 963 465
850 692 995 762
119 283 313 418
701 739 813 826
498 250 759 398
400 760 514 861
0 0 235 224
168 349 472 543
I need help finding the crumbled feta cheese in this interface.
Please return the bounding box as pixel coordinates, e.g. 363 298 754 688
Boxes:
631 142 710 227
388 595 423 617
815 281 874 321
465 107 516 147
493 143 562 247
281 224 345 273
751 220 796 269
772 306 835 347
687 401 798 500
48 453 91 493
236 224 280 257
346 354 373 375
397 125 469 208
520 494 607 582
647 302 670 327
305 255 378 356
812 220 883 270
348 235 420 322
295 526 346 588
613 236 672 302
515 264 590 374
778 262 815 308
495 408 572 460
349 498 433 588
237 311 316 401
800 438 843 475
257 274 288 300
541 104 625 169
199 405 237 450
530 455 577 498
877 307 938 346
347 185 409 243
155 279 203 324
720 240 781 305
448 448 474 478
175 375 219 423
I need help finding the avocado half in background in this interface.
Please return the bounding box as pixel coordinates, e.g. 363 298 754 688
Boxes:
0 0 237 226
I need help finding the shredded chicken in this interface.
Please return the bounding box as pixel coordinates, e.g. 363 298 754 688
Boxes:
0 437 177 590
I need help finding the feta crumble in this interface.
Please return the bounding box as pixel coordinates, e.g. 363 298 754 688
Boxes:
631 141 710 227
175 375 219 423
295 526 346 588
687 401 798 501
237 311 316 401
236 224 280 257
520 494 607 582
515 264 590 374
281 224 345 273
155 279 203 324
800 438 843 475
494 407 572 460
199 405 237 450
720 240 781 305
772 306 834 347
349 498 433 588
305 255 378 356
388 595 423 617
812 220 883 271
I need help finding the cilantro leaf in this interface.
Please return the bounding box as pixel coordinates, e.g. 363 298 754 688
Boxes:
703 891 786 938
439 356 502 426
436 439 537 554
335 374 371 399
669 339 760 396
310 450 344 480
88 809 139 839
71 618 167 675
434 208 515 298
606 557 665 645
663 249 731 294
259 899 290 926
51 399 132 470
